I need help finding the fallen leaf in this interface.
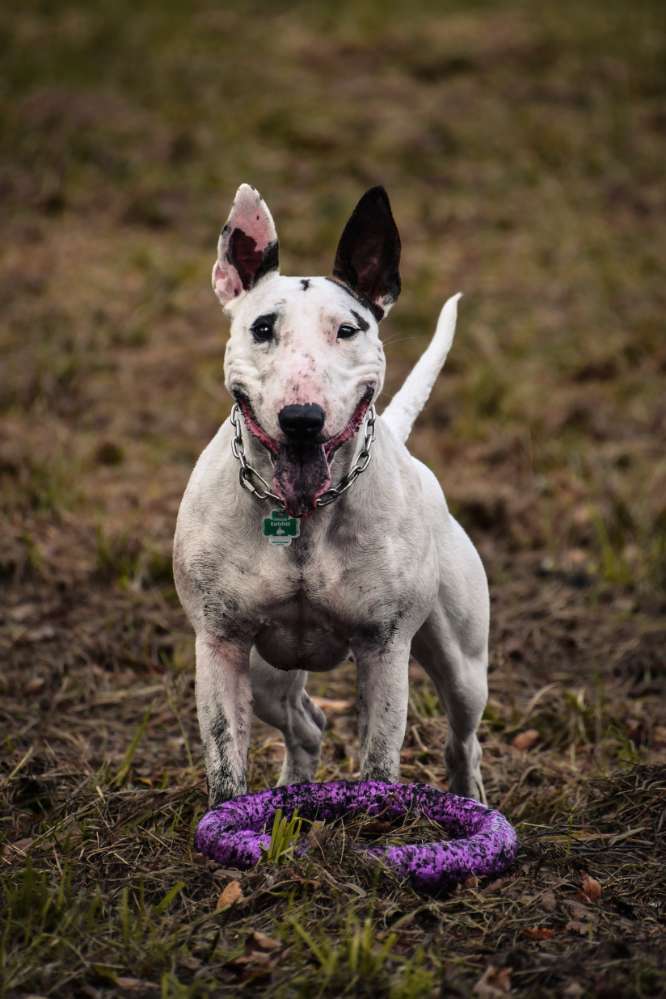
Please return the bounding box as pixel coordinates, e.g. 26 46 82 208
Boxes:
228 950 273 968
24 624 56 643
563 984 584 997
9 603 37 622
566 899 591 921
541 889 557 912
512 729 540 751
565 920 591 936
473 964 512 997
250 930 281 951
179 952 201 971
483 877 508 892
580 873 602 902
216 879 243 911
114 977 157 992
463 874 480 890
310 696 354 714
524 926 555 940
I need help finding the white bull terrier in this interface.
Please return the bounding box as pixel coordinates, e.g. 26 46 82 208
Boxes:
173 184 489 807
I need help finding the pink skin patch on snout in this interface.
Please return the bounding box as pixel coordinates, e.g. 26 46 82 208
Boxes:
234 389 373 516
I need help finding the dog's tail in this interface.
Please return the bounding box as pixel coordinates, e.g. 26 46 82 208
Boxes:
382 292 461 445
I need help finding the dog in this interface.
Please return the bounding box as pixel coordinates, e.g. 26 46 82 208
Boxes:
173 184 489 807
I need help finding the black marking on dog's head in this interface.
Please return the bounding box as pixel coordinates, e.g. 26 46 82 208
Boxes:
350 309 370 332
332 186 401 320
227 229 279 291
300 278 311 291
325 277 378 321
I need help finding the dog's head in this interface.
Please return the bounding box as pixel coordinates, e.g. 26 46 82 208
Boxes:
214 184 401 517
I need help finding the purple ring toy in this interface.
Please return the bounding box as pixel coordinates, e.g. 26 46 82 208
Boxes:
196 780 518 892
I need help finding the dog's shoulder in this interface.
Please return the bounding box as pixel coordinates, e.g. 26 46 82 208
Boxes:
174 423 236 579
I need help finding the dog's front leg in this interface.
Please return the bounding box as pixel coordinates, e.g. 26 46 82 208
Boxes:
195 633 252 806
354 639 411 783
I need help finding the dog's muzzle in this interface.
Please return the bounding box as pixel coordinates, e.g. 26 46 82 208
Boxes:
230 395 376 517
277 404 326 442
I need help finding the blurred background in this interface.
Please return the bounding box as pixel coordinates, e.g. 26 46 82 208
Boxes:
1 1 664 994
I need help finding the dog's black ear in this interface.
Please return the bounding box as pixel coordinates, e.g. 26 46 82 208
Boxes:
212 184 279 310
332 186 401 320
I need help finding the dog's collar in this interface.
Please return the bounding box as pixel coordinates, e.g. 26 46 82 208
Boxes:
230 403 376 513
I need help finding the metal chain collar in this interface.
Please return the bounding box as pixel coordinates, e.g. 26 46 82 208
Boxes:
230 403 376 511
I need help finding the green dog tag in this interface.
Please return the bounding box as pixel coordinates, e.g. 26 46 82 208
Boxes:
262 509 300 546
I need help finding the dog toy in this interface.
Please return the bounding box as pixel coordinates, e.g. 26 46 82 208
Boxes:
196 780 518 892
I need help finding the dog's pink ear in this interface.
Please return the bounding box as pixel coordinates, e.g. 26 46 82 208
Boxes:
212 184 279 308
332 186 401 320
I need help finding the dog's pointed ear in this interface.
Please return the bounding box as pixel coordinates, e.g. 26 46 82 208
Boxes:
212 184 279 309
332 186 401 320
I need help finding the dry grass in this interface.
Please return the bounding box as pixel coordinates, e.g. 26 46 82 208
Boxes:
1 0 665 995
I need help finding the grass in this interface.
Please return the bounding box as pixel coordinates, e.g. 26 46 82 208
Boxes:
1 0 665 995
288 914 400 996
262 810 305 865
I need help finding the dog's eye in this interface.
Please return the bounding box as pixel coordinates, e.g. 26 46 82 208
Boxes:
250 314 276 344
337 324 359 340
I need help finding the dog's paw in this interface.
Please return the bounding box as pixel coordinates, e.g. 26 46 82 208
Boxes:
447 771 486 804
207 774 247 808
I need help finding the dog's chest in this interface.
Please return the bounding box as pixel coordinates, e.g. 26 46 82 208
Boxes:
249 534 426 672
254 594 349 672
250 548 359 671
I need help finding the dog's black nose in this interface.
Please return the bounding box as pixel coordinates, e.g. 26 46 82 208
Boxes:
278 403 326 441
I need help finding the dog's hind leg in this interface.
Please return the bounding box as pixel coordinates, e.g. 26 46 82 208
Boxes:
250 647 326 786
411 521 489 803
412 620 488 802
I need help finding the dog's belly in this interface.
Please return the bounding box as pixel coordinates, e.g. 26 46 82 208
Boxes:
254 606 350 672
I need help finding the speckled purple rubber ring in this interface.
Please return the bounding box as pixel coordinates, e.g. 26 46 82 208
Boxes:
195 780 518 892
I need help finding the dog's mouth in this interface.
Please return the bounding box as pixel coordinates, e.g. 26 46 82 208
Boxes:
234 387 374 517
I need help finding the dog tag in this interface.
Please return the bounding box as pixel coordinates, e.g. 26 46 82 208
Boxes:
262 509 300 546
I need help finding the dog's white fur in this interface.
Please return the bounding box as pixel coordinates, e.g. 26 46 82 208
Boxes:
174 185 489 806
